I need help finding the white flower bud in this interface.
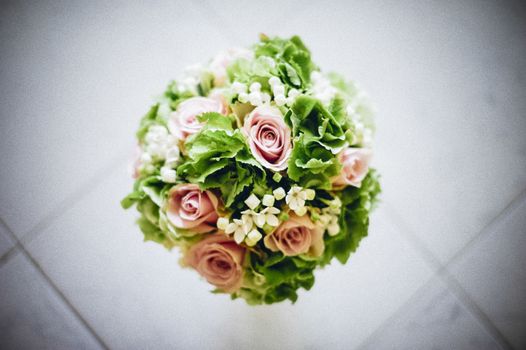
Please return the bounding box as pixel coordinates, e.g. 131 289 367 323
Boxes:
262 194 275 207
249 82 261 92
260 92 271 104
244 194 261 210
238 92 249 103
249 92 262 106
305 189 315 200
275 94 287 106
160 167 176 183
246 229 262 246
273 84 285 95
217 217 229 230
294 207 307 216
273 187 286 200
288 88 300 98
232 81 247 94
268 76 281 86
328 222 340 236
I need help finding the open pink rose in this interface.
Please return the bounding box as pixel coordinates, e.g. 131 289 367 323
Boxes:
243 106 292 171
166 184 219 233
168 97 227 140
333 148 372 188
264 214 324 257
184 234 245 292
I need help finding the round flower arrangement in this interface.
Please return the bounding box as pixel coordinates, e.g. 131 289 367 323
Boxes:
122 35 380 304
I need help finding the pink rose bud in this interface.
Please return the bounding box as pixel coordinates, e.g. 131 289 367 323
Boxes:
243 105 292 171
168 97 227 141
166 184 219 233
333 148 372 188
184 234 245 292
264 214 324 257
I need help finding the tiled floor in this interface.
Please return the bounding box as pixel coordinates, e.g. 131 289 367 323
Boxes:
1 1 525 349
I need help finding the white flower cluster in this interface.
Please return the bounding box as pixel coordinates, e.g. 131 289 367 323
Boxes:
317 197 342 236
141 125 180 183
269 76 300 107
234 81 271 107
310 71 337 105
218 189 287 246
347 92 374 147
285 186 315 216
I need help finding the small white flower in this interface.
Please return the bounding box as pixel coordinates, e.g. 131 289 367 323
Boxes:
262 194 275 207
249 91 262 106
275 94 287 106
244 194 261 210
288 88 300 99
259 207 280 227
327 218 340 236
140 152 152 163
318 213 332 226
245 229 262 246
160 166 176 183
238 92 249 103
305 189 316 201
232 81 247 94
268 76 281 86
225 218 252 244
286 186 307 211
261 92 271 104
217 217 229 231
249 82 261 92
273 187 286 200
241 209 258 227
294 206 307 216
273 84 285 95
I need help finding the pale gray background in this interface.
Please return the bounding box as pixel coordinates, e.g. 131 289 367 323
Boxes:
1 0 525 349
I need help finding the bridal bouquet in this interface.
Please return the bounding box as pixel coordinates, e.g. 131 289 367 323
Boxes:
122 35 380 304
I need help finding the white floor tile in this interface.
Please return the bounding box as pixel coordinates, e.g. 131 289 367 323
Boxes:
450 197 526 349
0 220 15 258
360 276 501 350
26 164 432 349
270 1 526 263
0 1 229 237
0 252 103 350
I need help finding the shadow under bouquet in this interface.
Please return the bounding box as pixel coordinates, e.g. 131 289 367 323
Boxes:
122 34 380 305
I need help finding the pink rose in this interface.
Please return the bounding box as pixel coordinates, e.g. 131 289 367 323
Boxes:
333 148 372 188
166 184 219 233
168 97 227 140
243 106 292 171
264 214 324 257
184 234 245 292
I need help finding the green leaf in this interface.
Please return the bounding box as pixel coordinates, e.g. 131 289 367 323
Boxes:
136 104 161 141
320 170 381 266
137 216 165 244
254 35 316 88
177 115 267 209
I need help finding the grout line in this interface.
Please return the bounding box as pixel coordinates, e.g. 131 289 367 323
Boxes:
438 269 513 350
0 149 130 349
0 218 110 350
356 274 437 349
380 191 526 350
444 187 526 269
383 202 443 272
17 147 130 248
0 244 19 270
